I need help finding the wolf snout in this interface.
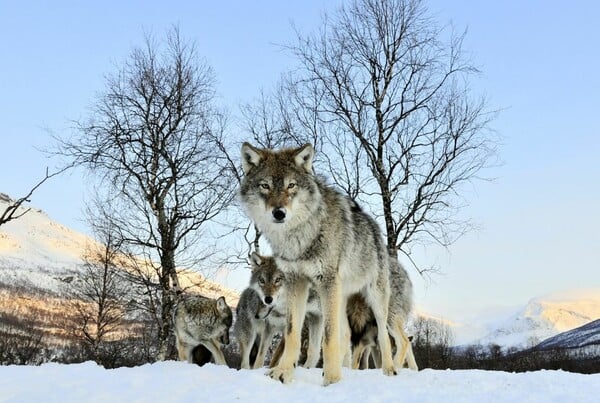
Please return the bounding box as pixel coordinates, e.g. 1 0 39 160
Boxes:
264 296 273 304
272 207 286 222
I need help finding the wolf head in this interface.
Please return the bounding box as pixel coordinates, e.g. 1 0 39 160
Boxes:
239 143 321 230
248 252 285 311
177 295 232 346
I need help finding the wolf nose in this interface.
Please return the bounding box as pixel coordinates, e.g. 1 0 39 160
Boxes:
264 296 273 305
272 208 286 222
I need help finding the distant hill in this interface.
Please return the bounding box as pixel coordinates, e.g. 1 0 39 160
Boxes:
534 318 600 357
0 194 238 300
465 290 600 349
0 194 239 348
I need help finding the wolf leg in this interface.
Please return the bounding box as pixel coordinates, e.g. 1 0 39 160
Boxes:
372 346 382 368
366 287 396 376
319 274 343 386
176 338 189 362
390 320 409 369
303 313 323 368
269 337 284 368
267 276 309 384
254 325 275 369
184 345 195 363
203 340 227 366
352 341 367 369
340 310 352 368
361 345 372 369
239 332 256 369
404 332 418 370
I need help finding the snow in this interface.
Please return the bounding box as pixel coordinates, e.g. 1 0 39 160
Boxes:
464 289 600 348
537 319 600 351
0 362 598 402
0 197 239 303
0 198 89 268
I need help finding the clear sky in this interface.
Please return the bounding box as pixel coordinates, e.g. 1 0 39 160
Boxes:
1 1 599 323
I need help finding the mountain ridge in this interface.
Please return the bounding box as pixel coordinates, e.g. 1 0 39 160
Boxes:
0 195 239 303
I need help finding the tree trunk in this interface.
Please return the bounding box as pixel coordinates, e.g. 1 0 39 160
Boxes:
380 182 398 258
156 282 173 361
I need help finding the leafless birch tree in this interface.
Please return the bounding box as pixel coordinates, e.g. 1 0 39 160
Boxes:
278 0 498 272
55 27 236 358
0 167 67 227
69 215 128 358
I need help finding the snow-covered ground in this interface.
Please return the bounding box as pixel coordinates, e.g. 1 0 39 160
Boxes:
0 362 598 403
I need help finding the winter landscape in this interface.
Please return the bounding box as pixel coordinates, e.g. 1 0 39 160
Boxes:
1 179 599 401
2 0 600 402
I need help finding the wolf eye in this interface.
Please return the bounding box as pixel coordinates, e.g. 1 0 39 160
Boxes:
274 277 282 285
287 183 297 189
258 278 266 285
259 183 270 190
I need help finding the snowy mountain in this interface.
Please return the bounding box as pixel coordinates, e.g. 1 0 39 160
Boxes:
535 318 600 357
0 194 238 299
0 194 93 293
0 194 239 345
468 290 600 348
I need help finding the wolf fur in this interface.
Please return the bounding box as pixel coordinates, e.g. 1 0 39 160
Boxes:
347 259 418 371
234 252 323 369
173 294 233 365
240 142 396 385
234 253 285 369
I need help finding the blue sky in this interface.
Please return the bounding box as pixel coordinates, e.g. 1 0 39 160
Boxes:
1 1 598 322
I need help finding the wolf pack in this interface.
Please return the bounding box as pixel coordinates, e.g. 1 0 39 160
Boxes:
173 142 418 386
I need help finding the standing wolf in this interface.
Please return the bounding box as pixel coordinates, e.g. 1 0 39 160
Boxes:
347 258 418 371
173 295 233 365
234 252 286 369
235 252 323 369
240 143 396 385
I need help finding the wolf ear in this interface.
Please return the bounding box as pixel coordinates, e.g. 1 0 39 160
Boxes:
249 252 263 269
241 142 263 174
294 144 314 174
216 296 227 312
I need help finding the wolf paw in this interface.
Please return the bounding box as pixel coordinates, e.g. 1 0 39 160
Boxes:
302 358 318 369
382 365 397 376
322 370 342 386
267 367 295 384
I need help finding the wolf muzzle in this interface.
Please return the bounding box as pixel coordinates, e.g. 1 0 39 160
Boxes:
272 207 286 223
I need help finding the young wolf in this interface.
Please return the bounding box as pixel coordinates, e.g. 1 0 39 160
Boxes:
234 252 323 369
240 143 396 385
347 259 418 371
173 294 233 365
234 252 285 369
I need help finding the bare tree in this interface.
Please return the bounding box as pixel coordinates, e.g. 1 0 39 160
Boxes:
0 167 67 227
278 0 498 273
68 213 128 358
55 27 236 359
0 310 46 365
412 316 454 368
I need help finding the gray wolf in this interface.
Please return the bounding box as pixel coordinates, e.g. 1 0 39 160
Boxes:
173 294 233 365
234 252 285 369
347 258 418 370
234 252 323 369
239 142 396 385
